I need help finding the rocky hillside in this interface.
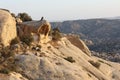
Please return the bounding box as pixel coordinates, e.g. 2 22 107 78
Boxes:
51 19 120 53
0 9 120 80
0 36 120 80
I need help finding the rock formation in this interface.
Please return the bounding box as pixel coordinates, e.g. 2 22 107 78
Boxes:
11 37 120 80
0 9 17 46
0 72 28 80
67 35 91 56
0 9 119 80
17 20 51 43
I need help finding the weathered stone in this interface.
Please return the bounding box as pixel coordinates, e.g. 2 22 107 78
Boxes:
67 35 91 56
0 9 17 46
17 20 51 44
0 72 28 80
13 37 120 80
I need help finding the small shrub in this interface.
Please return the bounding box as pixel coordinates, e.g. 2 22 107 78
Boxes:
47 46 51 49
0 69 10 74
87 73 92 77
20 34 33 46
10 37 20 45
0 46 17 74
0 46 14 58
88 60 101 69
98 60 112 67
17 13 32 22
64 56 75 63
52 27 62 41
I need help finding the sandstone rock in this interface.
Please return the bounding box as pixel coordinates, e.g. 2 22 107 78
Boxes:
17 20 51 44
67 35 91 56
0 9 17 46
0 72 28 80
12 37 120 80
16 17 23 24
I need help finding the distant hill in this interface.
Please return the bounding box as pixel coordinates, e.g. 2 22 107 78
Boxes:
105 16 120 20
51 19 120 53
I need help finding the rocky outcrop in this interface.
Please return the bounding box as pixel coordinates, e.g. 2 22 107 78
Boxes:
13 37 120 80
0 72 28 80
0 37 119 80
0 10 119 80
67 35 91 56
0 9 17 46
17 20 51 44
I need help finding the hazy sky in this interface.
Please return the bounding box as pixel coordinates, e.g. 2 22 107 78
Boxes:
0 0 120 21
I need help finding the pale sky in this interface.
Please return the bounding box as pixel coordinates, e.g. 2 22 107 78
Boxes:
0 0 120 21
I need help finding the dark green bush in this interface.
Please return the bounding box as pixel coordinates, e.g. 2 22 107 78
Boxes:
64 56 75 63
88 60 101 68
20 34 33 46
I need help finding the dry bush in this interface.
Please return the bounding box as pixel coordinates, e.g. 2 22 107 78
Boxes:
88 60 100 69
10 37 20 45
17 13 32 22
64 56 75 63
52 27 62 41
0 47 17 74
20 34 33 46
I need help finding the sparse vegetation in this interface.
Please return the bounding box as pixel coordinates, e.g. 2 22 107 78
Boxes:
88 60 101 69
17 12 32 22
52 27 62 41
0 46 17 74
47 46 51 49
98 60 112 67
20 34 33 46
0 69 10 74
87 73 92 77
64 56 75 63
10 37 20 45
11 13 16 18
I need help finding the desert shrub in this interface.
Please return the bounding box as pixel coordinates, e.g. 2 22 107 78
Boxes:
47 46 51 49
87 73 92 77
98 60 112 66
88 60 101 68
0 46 15 58
64 56 75 63
20 34 33 46
0 46 17 74
0 69 10 74
10 37 20 45
52 27 62 41
11 13 16 18
17 13 32 22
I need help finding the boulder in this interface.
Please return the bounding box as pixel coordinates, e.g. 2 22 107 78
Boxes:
17 20 51 44
0 9 17 46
